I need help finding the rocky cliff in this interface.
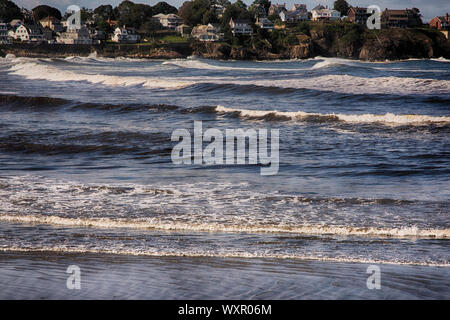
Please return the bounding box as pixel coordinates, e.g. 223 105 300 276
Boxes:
192 27 450 61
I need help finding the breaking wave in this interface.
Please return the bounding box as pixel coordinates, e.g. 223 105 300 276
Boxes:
8 62 191 89
7 59 450 96
1 214 449 239
240 75 450 95
215 105 450 125
163 59 299 72
1 246 447 267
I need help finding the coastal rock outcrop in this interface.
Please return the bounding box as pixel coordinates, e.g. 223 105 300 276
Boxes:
358 29 445 61
288 35 313 59
190 41 231 59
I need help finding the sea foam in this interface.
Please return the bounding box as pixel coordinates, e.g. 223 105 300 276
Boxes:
1 214 448 239
215 105 450 125
9 62 191 89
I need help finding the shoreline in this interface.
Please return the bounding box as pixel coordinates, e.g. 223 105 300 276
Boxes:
1 47 449 62
1 250 449 299
1 28 450 62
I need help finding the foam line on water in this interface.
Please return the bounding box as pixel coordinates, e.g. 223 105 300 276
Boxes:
8 62 191 89
1 214 449 239
215 105 450 125
1 246 448 267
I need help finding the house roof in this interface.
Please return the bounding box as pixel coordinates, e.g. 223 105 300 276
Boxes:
290 4 307 12
287 9 308 17
383 9 411 15
348 7 368 13
153 13 181 19
312 5 325 11
10 19 23 26
435 15 450 22
258 17 273 24
314 8 339 15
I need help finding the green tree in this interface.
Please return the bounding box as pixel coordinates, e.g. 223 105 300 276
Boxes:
139 19 162 36
221 1 251 29
252 0 271 15
296 21 310 36
202 8 218 25
178 1 193 25
80 7 93 22
152 1 178 15
190 0 213 26
95 19 112 35
114 1 153 29
94 5 115 20
333 0 349 16
32 5 62 21
409 8 423 27
215 0 231 7
0 0 22 22
234 0 247 10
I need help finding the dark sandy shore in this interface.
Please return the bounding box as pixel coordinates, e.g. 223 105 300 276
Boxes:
0 251 448 299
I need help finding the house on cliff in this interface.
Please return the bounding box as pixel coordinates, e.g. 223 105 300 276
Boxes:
430 14 449 30
112 27 141 43
152 14 183 30
191 24 222 42
57 26 92 45
381 9 422 28
229 18 253 36
312 7 340 21
347 7 371 26
9 24 44 43
255 17 274 30
280 4 308 23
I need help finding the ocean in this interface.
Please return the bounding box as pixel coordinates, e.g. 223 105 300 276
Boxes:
0 54 449 299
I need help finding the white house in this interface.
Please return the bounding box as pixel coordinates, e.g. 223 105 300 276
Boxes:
229 18 252 36
111 27 140 43
312 7 340 21
191 24 222 42
0 22 10 44
152 13 183 29
9 24 44 42
57 26 92 44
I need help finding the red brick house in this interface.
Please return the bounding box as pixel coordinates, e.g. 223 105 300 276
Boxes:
430 14 449 30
